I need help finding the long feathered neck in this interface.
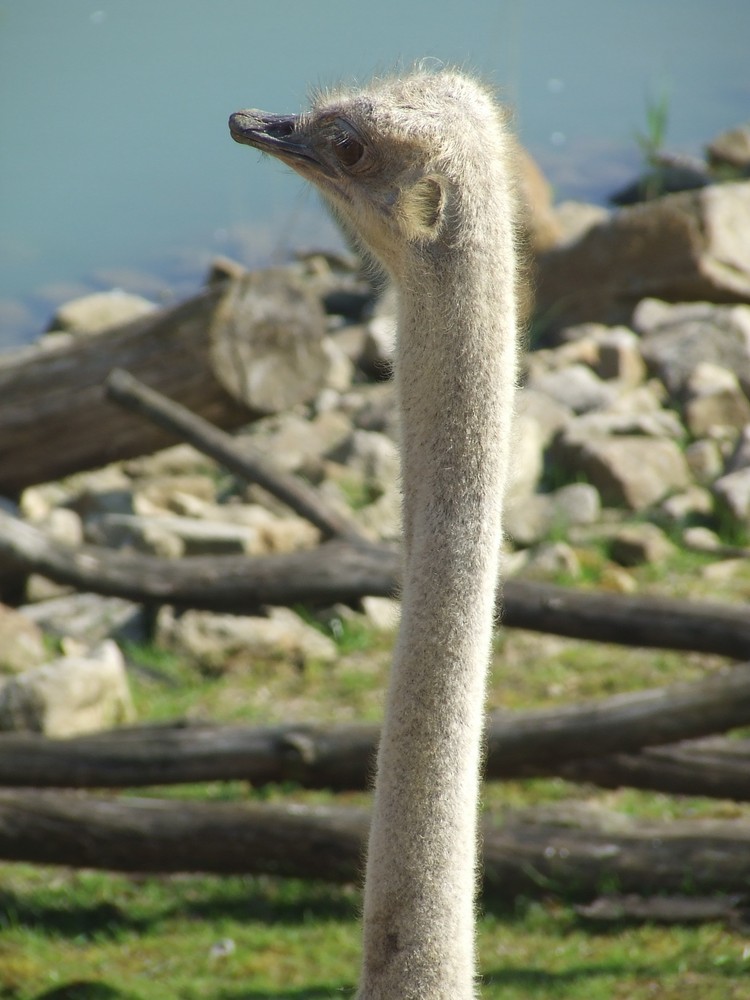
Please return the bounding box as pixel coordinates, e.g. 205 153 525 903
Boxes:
357 130 519 999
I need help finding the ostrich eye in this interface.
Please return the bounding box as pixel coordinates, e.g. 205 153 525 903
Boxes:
332 130 365 168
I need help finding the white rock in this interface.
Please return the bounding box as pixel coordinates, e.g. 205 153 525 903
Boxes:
157 607 337 674
712 467 750 526
527 363 620 414
609 523 676 567
0 605 48 675
361 596 400 631
21 593 146 645
684 438 725 484
48 289 157 335
0 640 135 736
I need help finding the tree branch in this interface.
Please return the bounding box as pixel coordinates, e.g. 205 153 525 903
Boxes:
105 368 364 543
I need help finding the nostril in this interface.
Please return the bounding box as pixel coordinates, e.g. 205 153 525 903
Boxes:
264 115 296 137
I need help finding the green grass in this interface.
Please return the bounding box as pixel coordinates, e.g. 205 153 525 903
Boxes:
2 867 749 999
3 554 750 999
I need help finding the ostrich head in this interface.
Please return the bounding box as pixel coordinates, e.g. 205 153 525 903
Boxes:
229 70 509 272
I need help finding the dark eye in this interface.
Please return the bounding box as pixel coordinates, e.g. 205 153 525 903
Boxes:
332 130 365 168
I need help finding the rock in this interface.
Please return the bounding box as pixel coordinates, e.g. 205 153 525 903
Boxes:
36 507 84 548
683 525 723 553
712 467 750 528
0 604 48 674
633 299 750 400
551 434 691 510
516 145 563 253
206 255 248 284
242 410 352 476
726 425 750 473
552 483 602 527
327 430 400 491
536 182 750 329
610 156 711 206
124 443 218 479
659 487 714 524
526 363 619 414
515 388 572 447
355 486 402 542
320 334 355 392
47 290 157 335
0 640 135 736
85 511 307 558
520 542 580 581
707 124 750 173
590 326 647 385
361 596 400 631
21 593 147 646
682 362 750 437
208 268 332 414
157 606 337 674
609 523 676 567
684 438 725 484
134 475 217 514
551 201 611 247
19 482 73 522
507 484 601 549
506 493 556 548
506 412 545 503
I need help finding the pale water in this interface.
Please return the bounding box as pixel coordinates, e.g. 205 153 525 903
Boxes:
1 0 748 348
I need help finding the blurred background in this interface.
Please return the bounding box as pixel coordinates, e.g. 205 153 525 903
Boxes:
1 0 748 348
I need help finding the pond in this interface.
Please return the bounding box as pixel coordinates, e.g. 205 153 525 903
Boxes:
1 0 748 348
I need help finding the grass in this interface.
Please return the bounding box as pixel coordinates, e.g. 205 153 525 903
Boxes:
3 553 750 999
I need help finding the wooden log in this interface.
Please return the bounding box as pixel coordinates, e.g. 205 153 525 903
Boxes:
1 789 749 900
0 271 329 498
3 661 750 793
1 508 749 659
558 737 750 800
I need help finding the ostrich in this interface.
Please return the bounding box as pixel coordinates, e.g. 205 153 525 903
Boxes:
230 68 519 999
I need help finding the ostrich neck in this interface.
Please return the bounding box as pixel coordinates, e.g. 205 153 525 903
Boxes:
358 228 518 999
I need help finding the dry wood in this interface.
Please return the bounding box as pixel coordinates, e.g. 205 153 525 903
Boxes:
575 893 748 927
3 663 750 793
0 271 329 498
1 789 749 900
105 368 363 542
1 508 749 658
558 737 750 800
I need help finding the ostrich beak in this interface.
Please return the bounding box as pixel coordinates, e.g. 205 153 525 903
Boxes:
229 110 330 175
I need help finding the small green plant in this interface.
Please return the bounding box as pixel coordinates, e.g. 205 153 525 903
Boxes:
633 87 672 201
634 88 670 168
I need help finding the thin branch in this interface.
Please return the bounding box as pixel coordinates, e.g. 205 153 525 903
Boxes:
105 368 365 543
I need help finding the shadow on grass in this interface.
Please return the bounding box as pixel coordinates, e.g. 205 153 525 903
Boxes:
179 879 360 928
217 987 354 1000
482 958 648 988
0 879 359 942
0 892 147 940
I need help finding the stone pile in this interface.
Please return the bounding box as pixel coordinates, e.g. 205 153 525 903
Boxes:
1 137 749 737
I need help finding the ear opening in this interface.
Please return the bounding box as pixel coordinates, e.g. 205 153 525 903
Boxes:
400 175 445 240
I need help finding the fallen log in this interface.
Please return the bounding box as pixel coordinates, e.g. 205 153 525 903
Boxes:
2 661 750 792
1 508 749 658
559 737 750 800
1 789 749 900
0 271 330 497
